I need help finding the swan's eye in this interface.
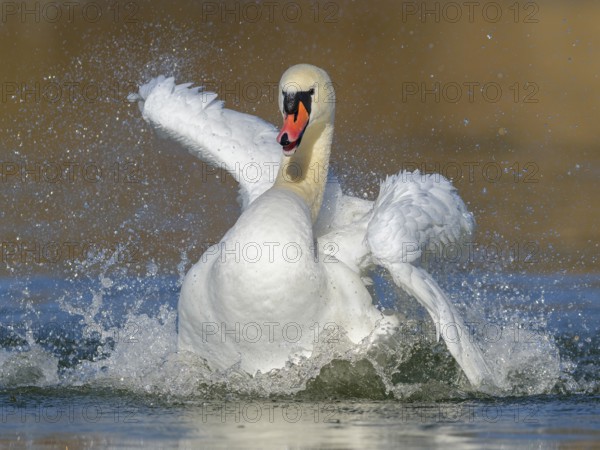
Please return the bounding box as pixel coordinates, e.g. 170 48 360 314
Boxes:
282 90 313 118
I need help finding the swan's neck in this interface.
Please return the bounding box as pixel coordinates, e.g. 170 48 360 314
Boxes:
274 122 333 222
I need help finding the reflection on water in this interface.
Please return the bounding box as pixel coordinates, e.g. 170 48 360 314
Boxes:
0 390 599 448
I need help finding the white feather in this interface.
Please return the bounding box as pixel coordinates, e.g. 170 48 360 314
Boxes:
130 74 500 391
367 170 474 265
131 76 280 208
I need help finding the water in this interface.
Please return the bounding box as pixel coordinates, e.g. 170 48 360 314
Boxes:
1 0 599 446
0 268 598 447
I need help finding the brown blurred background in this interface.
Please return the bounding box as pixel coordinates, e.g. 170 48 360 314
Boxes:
0 0 598 276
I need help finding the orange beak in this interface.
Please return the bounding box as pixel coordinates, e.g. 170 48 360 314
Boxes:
277 100 310 156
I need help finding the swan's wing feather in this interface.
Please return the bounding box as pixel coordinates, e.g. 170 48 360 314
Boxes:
384 262 499 390
129 76 282 208
363 170 501 389
367 170 474 265
316 192 374 272
320 170 474 272
322 170 496 389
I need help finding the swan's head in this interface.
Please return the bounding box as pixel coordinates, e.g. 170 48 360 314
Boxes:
276 64 335 156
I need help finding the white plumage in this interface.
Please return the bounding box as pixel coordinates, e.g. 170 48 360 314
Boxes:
130 75 280 208
368 170 475 265
129 65 500 390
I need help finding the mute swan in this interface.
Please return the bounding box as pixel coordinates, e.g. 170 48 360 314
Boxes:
129 64 500 390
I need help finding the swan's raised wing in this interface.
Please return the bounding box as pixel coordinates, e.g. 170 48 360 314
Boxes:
366 171 499 389
320 171 498 389
384 262 500 390
319 170 474 273
128 76 282 208
367 170 475 265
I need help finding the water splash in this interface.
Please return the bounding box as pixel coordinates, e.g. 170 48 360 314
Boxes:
2 253 590 402
0 23 596 401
